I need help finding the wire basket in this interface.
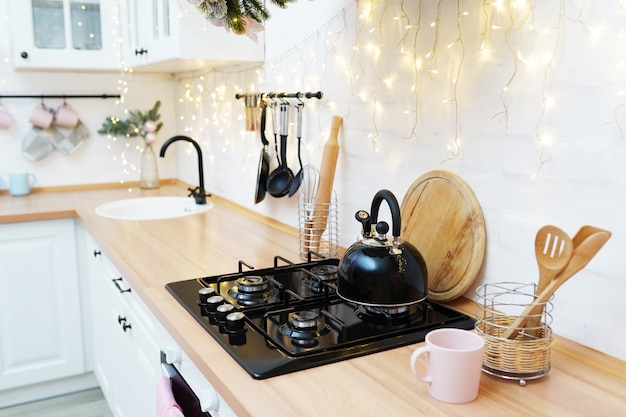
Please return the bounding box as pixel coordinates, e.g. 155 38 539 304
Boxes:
298 192 338 260
475 282 555 386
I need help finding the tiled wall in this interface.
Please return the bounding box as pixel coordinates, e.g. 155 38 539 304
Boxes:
174 1 626 361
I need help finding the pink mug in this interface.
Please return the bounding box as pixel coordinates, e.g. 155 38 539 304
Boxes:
54 103 79 128
0 105 13 129
29 104 54 129
410 328 485 404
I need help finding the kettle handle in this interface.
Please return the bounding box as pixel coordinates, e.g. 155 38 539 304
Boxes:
369 189 401 238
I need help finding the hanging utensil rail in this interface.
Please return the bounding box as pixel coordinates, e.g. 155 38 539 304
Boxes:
235 91 323 101
0 94 121 100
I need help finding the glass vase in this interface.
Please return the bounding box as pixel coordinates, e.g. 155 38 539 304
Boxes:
140 143 160 189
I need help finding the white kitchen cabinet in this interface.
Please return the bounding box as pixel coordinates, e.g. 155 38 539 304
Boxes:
0 219 86 392
119 0 264 72
87 233 160 417
9 0 120 71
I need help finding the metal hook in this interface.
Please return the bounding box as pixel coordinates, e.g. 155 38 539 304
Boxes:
296 92 305 106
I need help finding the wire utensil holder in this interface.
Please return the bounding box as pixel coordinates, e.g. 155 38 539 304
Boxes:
475 282 555 386
298 191 338 260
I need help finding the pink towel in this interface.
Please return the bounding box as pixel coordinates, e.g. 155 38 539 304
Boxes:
156 375 185 417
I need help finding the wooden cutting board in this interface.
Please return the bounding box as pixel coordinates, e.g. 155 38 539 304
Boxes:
400 170 486 301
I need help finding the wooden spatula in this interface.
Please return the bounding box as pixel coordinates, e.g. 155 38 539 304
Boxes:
523 226 573 337
503 226 611 340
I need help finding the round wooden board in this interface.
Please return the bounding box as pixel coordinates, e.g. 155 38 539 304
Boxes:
400 170 486 301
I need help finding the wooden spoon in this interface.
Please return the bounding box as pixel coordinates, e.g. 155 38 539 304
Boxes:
523 226 573 337
503 227 611 340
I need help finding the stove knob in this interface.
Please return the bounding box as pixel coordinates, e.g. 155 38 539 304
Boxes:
198 287 215 304
216 303 235 321
226 311 245 331
205 295 224 312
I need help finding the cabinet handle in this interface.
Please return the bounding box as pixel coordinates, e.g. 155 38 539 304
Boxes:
112 277 132 294
117 316 132 332
135 47 148 55
20 51 28 59
93 250 101 258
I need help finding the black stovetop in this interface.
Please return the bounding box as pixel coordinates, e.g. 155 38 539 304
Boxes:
165 256 475 379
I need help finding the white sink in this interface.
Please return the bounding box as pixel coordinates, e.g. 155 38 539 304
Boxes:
95 196 212 220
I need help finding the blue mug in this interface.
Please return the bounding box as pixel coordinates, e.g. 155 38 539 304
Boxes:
9 173 36 196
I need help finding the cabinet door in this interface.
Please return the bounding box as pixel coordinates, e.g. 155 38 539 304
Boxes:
120 0 264 72
9 0 120 70
89 249 160 417
0 219 85 390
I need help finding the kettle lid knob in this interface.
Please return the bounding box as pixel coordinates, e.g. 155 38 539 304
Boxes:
375 221 389 236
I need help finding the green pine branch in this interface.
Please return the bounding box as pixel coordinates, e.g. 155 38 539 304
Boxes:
98 101 162 138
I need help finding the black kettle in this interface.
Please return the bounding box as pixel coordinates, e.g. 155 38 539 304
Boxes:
337 189 428 307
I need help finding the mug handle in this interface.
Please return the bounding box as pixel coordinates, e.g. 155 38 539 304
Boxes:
410 346 432 383
28 174 36 187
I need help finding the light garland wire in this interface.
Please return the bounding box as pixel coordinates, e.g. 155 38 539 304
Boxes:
398 0 422 140
441 0 466 162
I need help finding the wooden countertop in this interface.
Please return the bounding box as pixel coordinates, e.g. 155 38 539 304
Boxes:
2 183 625 416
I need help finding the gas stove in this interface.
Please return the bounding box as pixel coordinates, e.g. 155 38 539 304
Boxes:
165 255 475 379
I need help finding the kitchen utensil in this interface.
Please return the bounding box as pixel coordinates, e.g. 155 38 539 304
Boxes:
254 103 270 204
265 102 293 197
301 165 319 211
299 165 320 257
524 226 573 336
309 115 342 252
337 189 428 307
270 101 280 166
400 170 486 302
503 227 611 339
410 329 484 404
288 102 305 197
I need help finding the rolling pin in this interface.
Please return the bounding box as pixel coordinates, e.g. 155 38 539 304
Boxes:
308 115 343 253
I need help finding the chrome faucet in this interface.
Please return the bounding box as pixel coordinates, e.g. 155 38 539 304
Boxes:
159 135 209 205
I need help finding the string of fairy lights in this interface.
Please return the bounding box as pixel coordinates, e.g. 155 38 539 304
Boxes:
3 1 625 182
168 0 626 178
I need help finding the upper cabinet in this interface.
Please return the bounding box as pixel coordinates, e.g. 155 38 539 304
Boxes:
119 0 264 73
9 0 120 71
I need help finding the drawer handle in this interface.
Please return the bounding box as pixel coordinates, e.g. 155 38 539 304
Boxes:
93 250 101 257
112 277 132 294
118 316 132 332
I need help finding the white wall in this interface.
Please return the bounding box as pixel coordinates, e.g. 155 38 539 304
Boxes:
173 0 626 361
0 2 177 187
0 1 623 361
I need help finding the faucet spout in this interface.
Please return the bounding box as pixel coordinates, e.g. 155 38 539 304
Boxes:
160 135 208 205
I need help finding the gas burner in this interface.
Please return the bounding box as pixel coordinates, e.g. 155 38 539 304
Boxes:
304 265 338 293
365 305 409 316
354 303 422 328
227 275 278 306
279 310 331 347
310 265 338 280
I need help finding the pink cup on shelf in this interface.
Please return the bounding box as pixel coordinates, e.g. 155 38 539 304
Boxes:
54 103 79 128
410 328 485 404
0 105 13 129
29 104 54 129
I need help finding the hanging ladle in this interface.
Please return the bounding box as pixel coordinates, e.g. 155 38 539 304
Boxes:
289 102 304 197
266 102 294 197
